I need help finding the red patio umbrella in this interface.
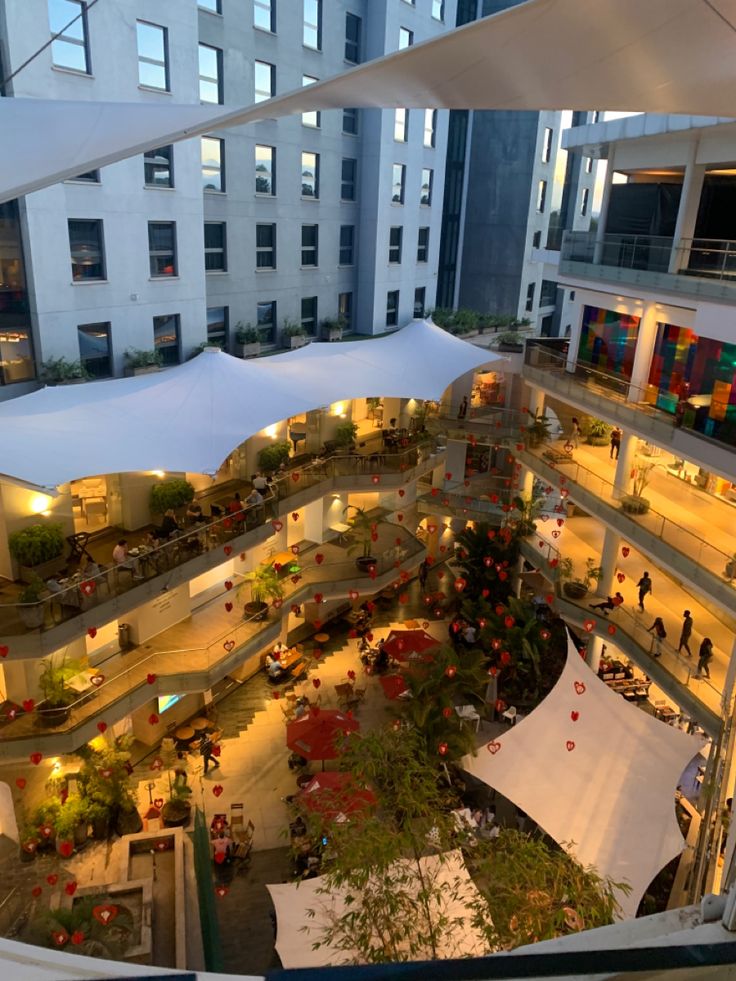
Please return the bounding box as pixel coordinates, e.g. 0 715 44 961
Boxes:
379 673 409 700
286 708 360 763
382 628 440 663
299 771 376 822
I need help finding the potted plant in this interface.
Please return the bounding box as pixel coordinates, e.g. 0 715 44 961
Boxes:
41 357 89 385
334 420 358 452
54 796 89 855
320 317 343 342
510 495 543 536
258 441 291 473
150 477 195 515
344 505 379 572
161 769 193 828
9 522 66 582
37 654 81 726
242 562 284 620
18 575 47 629
86 799 111 840
584 418 611 446
282 319 309 350
526 411 551 448
234 322 262 359
559 557 602 600
621 459 658 515
495 330 524 352
124 348 163 376
76 736 141 839
30 800 60 851
19 822 41 863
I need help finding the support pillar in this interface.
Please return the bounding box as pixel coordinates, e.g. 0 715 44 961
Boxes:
597 527 622 598
613 430 638 500
668 142 705 274
592 152 615 264
627 302 659 404
586 635 604 674
527 386 546 419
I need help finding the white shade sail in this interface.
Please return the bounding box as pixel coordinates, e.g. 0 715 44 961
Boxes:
462 634 705 919
0 319 498 489
2 0 736 203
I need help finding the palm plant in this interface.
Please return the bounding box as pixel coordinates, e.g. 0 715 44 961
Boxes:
343 505 379 560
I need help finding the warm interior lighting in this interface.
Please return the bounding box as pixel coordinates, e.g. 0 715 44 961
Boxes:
331 402 345 417
29 493 52 515
151 470 166 479
264 424 278 439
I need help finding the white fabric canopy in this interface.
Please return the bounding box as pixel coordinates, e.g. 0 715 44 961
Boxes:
462 634 705 919
0 319 497 489
3 0 736 203
266 849 490 969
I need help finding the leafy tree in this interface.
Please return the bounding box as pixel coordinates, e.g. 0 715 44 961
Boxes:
28 895 136 959
453 521 519 607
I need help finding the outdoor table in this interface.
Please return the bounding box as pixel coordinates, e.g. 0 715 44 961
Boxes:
191 717 210 731
176 725 195 741
66 669 97 695
314 633 330 644
329 521 351 545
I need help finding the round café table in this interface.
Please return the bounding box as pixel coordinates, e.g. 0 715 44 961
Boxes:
314 633 330 644
191 717 209 731
175 725 195 742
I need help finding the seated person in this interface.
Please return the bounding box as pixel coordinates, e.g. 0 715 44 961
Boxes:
265 653 285 680
78 554 101 579
155 509 180 540
112 539 142 579
245 487 263 507
589 591 624 615
251 472 269 493
461 623 477 647
294 696 309 718
212 831 231 864
372 639 390 674
186 500 206 525
228 492 246 523
273 641 289 657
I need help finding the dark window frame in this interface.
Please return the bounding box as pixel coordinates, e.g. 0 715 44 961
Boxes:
341 158 357 201
153 312 181 365
148 221 178 278
144 145 174 188
386 290 399 327
204 221 227 272
198 43 223 104
256 223 277 269
339 225 354 265
136 20 169 91
389 226 403 264
301 224 318 267
78 321 112 378
49 0 91 74
345 12 361 63
417 226 429 262
68 218 106 281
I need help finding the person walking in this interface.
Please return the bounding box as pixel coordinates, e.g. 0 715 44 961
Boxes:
200 733 220 775
647 616 667 657
418 557 430 590
457 396 468 420
696 637 714 679
570 417 581 449
636 571 652 611
589 592 624 615
610 426 622 459
678 610 694 657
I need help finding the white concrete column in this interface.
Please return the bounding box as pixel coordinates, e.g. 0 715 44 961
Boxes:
586 635 604 673
613 431 638 499
597 527 622 598
383 397 401 428
627 302 659 404
304 497 327 544
527 385 545 419
668 141 705 274
444 439 467 491
720 634 736 718
518 467 535 500
593 154 616 264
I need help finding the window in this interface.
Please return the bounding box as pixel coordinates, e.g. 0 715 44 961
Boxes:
199 0 221 12
399 27 413 49
205 222 227 272
256 223 276 269
341 158 357 201
584 155 593 174
68 219 105 281
144 145 173 188
153 313 180 365
394 108 408 142
301 296 318 335
302 75 320 127
301 152 319 199
201 137 224 192
525 282 536 313
339 225 354 265
343 108 359 135
303 0 321 49
392 164 405 203
591 110 601 123
338 291 352 331
257 300 276 343
420 168 433 205
540 279 557 307
389 226 403 264
580 187 590 217
78 322 111 378
137 21 169 90
199 44 222 103
423 109 436 148
255 145 275 195
345 13 361 63
301 224 318 266
541 127 553 163
148 221 177 277
49 0 90 73
0 328 35 385
532 230 541 248
207 306 228 348
254 0 275 31
414 287 426 318
386 290 399 327
417 226 429 262
536 179 547 213
255 60 275 103
69 169 100 183
432 0 445 20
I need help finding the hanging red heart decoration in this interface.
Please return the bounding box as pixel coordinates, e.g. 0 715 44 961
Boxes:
147 672 157 684
0 645 8 658
556 518 564 527
500 650 511 665
87 627 97 639
540 629 551 641
223 517 233 530
566 740 575 752
151 757 163 770
495 699 507 713
621 546 630 558
273 563 283 573
398 488 405 497
31 885 43 898
215 885 228 897
504 615 515 628
291 472 300 482
64 881 78 896
22 698 35 712
223 545 233 556
51 929 69 948
70 931 85 946
225 601 233 612
90 674 104 688
347 669 356 681
583 619 595 632
96 722 107 733
223 640 235 652
30 752 42 765
6 708 17 720
272 598 283 609
371 475 380 484
438 742 448 756
312 678 321 689
571 711 579 722
487 740 502 755
271 520 283 531
80 580 96 596
430 487 439 497
148 713 159 725
442 707 453 719
93 905 119 926
549 557 558 568
290 603 301 615
607 624 617 635
454 577 467 592
349 590 359 601
445 472 452 480
552 530 560 539
15 777 26 790
369 567 377 580
291 512 299 522
46 873 58 885
574 681 586 695
224 580 233 591
617 572 625 583
212 785 224 797
540 514 548 522
291 575 301 584
58 841 73 857
313 593 323 604
315 553 324 565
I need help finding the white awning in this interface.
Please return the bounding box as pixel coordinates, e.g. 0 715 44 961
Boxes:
0 319 498 489
2 0 735 203
462 633 705 919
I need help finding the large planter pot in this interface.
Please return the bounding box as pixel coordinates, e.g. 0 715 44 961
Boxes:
287 335 309 350
115 805 143 837
19 841 38 863
621 495 651 515
38 703 71 727
161 800 191 829
19 603 45 629
322 327 343 342
91 812 111 840
356 555 378 573
585 436 610 447
562 582 588 600
244 600 269 622
19 554 66 584
55 836 74 857
235 342 260 359
73 819 89 849
125 365 161 377
497 342 523 352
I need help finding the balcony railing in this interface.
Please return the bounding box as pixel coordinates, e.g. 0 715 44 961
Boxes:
3 439 437 642
559 231 736 300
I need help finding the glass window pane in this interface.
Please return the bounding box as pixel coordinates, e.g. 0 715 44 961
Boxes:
144 145 173 187
343 108 358 135
78 322 111 378
257 301 276 342
207 307 227 347
254 0 274 31
199 0 222 11
201 137 223 191
137 22 168 92
304 0 321 48
148 222 176 277
302 75 320 127
199 44 222 104
301 152 318 198
255 145 274 194
255 61 274 102
49 0 89 73
153 314 180 365
69 219 104 280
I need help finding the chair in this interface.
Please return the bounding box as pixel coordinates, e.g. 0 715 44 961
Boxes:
280 701 296 723
66 532 93 563
501 706 517 726
230 802 246 837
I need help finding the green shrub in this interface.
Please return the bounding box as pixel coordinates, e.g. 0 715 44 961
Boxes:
149 478 195 514
125 348 163 369
41 357 89 382
9 523 65 567
334 421 358 447
282 319 307 338
235 323 261 344
258 441 291 472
